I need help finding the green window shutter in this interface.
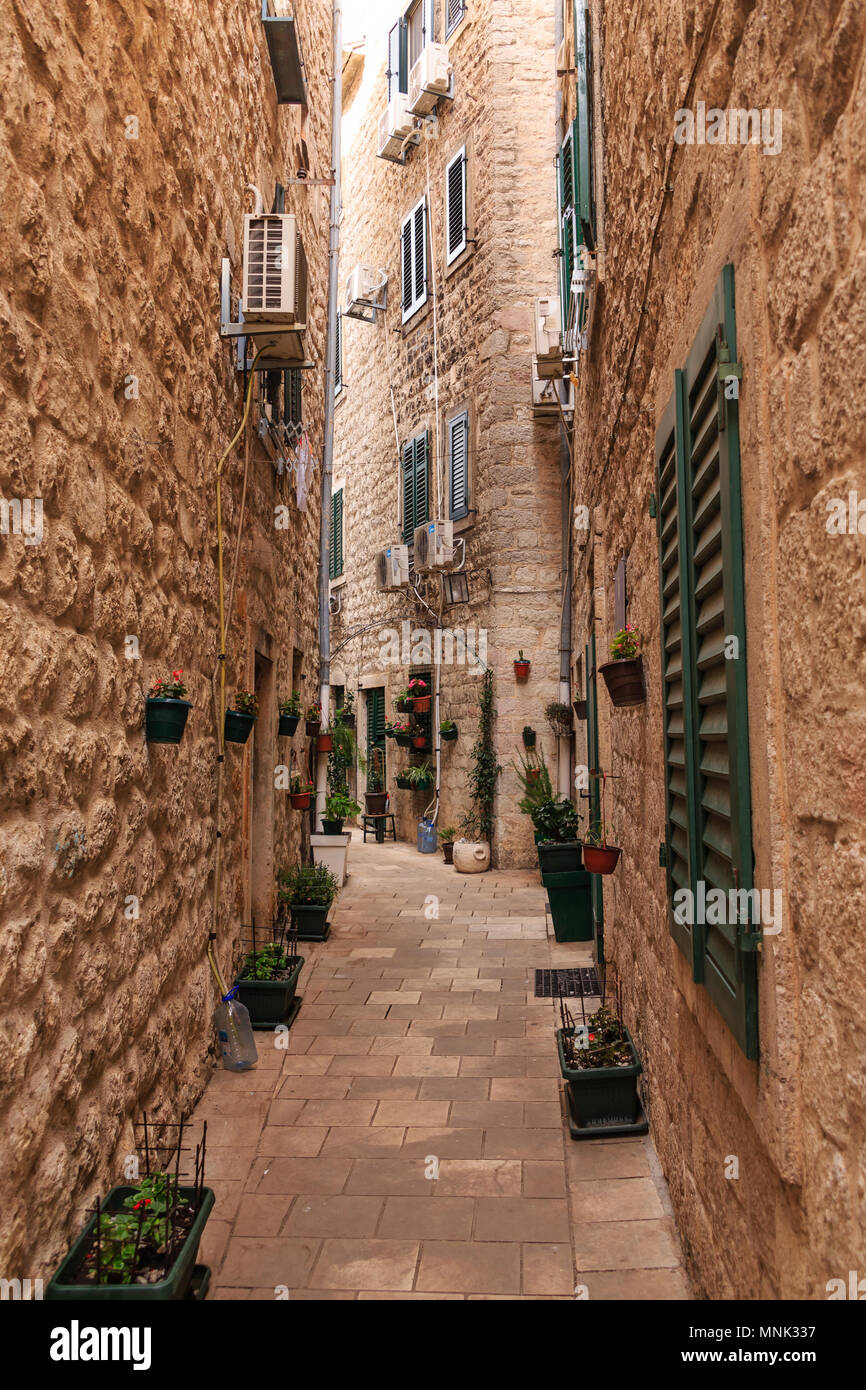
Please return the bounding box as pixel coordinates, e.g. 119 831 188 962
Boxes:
558 124 577 329
585 632 604 960
448 412 469 519
414 431 429 531
334 312 343 395
413 199 427 307
401 440 416 542
284 368 302 426
329 487 344 580
446 147 467 264
573 0 597 249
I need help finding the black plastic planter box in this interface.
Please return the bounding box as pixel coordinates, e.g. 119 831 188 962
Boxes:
537 841 583 873
440 727 458 741
278 713 299 736
46 1185 215 1301
557 1026 644 1131
145 698 192 744
542 869 593 942
225 710 256 744
321 818 344 834
290 904 330 942
235 956 304 1029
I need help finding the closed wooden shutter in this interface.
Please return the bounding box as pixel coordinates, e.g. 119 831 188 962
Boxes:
574 0 597 249
334 312 343 395
446 148 467 264
387 19 408 99
401 431 430 541
448 412 469 519
401 216 414 317
401 440 416 542
284 368 302 426
413 199 426 305
401 198 427 322
558 124 577 328
329 487 344 579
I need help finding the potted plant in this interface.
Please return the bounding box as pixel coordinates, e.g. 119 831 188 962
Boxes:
573 696 588 720
513 748 554 828
581 771 622 874
225 689 257 744
556 986 647 1137
522 725 536 748
600 623 646 707
409 676 431 713
438 825 458 865
145 670 192 744
305 702 322 737
405 760 433 791
440 719 458 742
278 862 340 942
336 691 356 729
532 798 583 872
234 930 304 1029
513 650 531 680
395 771 413 790
384 722 396 739
393 687 413 713
453 811 491 873
545 700 573 738
289 774 314 810
392 720 413 748
411 728 429 750
321 790 360 834
316 721 334 754
279 691 302 737
365 770 388 815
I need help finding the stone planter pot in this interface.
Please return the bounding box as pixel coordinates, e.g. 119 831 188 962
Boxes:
145 698 192 745
224 710 256 744
453 839 491 873
311 831 350 886
441 841 454 865
599 656 646 708
582 844 622 875
278 713 300 737
235 956 304 1029
365 791 388 815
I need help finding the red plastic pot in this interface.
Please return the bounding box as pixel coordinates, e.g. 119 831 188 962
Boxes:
290 792 312 810
316 733 333 753
412 695 431 713
412 734 427 749
582 844 622 875
527 767 541 782
514 660 531 680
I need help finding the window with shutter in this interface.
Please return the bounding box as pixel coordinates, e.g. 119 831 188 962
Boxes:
447 411 469 520
387 19 408 99
445 0 465 37
445 147 467 265
574 0 597 250
329 487 344 580
558 124 578 329
401 197 428 322
401 431 430 541
334 312 343 396
655 264 757 1059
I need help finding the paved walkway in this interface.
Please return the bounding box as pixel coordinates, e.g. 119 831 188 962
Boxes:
193 834 690 1299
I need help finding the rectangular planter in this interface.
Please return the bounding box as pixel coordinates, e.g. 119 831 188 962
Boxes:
290 903 331 941
311 831 350 886
557 1026 643 1128
47 1185 215 1301
537 841 583 873
235 956 304 1027
542 869 593 942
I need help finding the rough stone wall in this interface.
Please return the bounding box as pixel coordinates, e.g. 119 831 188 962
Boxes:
333 0 563 866
567 0 866 1297
0 0 331 1278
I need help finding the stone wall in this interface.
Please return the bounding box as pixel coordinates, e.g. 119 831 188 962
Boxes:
333 0 565 866
0 0 331 1277
565 0 866 1297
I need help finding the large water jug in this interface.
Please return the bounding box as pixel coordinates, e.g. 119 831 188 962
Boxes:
417 818 438 854
215 991 258 1071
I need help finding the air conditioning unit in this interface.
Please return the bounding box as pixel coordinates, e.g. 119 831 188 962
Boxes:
345 265 387 320
568 250 598 359
375 543 410 591
242 212 307 323
531 359 574 418
413 518 454 571
408 44 452 116
535 295 563 378
377 94 417 161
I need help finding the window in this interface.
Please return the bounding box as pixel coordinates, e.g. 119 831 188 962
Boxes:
655 264 757 1060
573 0 597 249
447 410 469 520
334 312 343 396
401 431 430 542
388 1 434 96
401 197 428 322
558 124 578 328
445 0 465 37
285 368 302 426
329 487 344 579
445 147 467 265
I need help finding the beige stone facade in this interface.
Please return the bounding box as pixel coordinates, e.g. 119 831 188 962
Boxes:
0 0 331 1276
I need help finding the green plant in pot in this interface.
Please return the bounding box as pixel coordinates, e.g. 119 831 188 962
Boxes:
438 824 458 865
278 862 340 942
408 675 430 713
599 623 646 707
322 790 360 834
336 690 356 728
305 701 322 737
365 769 388 815
532 798 583 871
289 774 314 809
439 718 458 742
405 760 433 791
393 686 413 713
234 929 304 1029
225 688 257 744
556 976 647 1137
279 690 302 737
512 748 553 820
545 700 573 738
145 670 192 744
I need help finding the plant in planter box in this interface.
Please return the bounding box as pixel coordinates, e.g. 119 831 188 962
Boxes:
532 798 592 942
234 923 304 1029
532 798 583 871
556 979 647 1137
405 760 433 791
393 686 413 713
305 701 322 737
545 700 573 738
322 790 361 834
513 650 531 680
278 690 302 736
581 771 622 874
365 768 388 815
439 718 458 742
145 670 192 744
289 774 314 809
438 824 458 865
392 719 413 748
225 688 257 744
278 861 340 942
600 623 646 707
408 676 430 713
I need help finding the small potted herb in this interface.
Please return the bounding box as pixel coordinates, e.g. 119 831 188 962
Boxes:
556 982 646 1136
305 702 322 737
513 650 531 680
522 725 536 748
234 930 304 1029
600 623 646 707
438 824 458 865
365 771 388 815
545 701 573 738
408 676 430 713
145 670 192 744
278 862 340 942
279 691 302 737
322 790 360 834
289 774 314 810
394 687 413 713
225 689 257 744
439 718 458 742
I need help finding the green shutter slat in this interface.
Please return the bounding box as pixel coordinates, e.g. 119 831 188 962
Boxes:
414 432 429 531
402 218 413 315
402 440 415 542
574 0 596 249
448 413 468 519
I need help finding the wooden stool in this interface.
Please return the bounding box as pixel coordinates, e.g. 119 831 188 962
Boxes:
362 814 396 844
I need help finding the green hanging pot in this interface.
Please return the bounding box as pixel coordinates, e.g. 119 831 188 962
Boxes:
224 710 256 744
145 698 192 745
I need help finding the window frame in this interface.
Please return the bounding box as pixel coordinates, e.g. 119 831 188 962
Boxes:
445 0 466 39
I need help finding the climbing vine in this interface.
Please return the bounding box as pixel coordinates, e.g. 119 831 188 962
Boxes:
468 670 501 843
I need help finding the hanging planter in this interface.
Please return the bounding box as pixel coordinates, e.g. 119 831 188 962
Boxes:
513 650 531 680
440 720 458 742
393 722 413 747
522 725 536 748
145 672 191 744
278 692 302 737
316 731 333 753
385 724 396 739
411 732 428 750
305 703 322 737
336 694 356 730
225 699 257 744
545 701 573 738
600 625 646 708
395 772 413 790
573 698 587 720
582 843 622 874
394 687 412 713
289 777 313 810
409 677 430 713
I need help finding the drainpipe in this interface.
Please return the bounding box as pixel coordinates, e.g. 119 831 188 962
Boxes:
316 0 343 830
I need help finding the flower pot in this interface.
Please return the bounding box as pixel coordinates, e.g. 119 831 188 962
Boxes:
557 1026 643 1129
224 709 256 744
523 731 537 748
46 1185 215 1301
395 774 413 790
321 818 344 834
453 839 491 873
395 732 413 748
412 694 431 713
537 841 583 873
290 791 312 810
514 660 531 680
278 713 300 736
235 956 304 1028
440 726 458 742
582 843 622 875
599 656 645 708
340 712 356 729
395 699 411 713
290 903 331 942
542 869 593 942
412 734 427 750
441 842 454 865
305 719 321 737
312 831 350 886
365 791 388 815
385 728 396 739
413 777 433 791
527 767 541 783
145 697 192 745
316 733 333 753
573 699 587 720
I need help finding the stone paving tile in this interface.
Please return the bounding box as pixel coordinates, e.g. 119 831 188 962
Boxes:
283 1195 384 1238
432 1159 522 1197
569 1177 665 1223
474 1196 571 1243
345 1159 434 1196
378 1196 475 1240
416 1241 521 1295
309 1239 419 1291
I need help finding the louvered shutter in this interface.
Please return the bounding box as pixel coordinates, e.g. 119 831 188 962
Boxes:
446 148 467 264
448 412 469 519
574 0 597 249
414 431 429 530
329 487 344 579
401 440 416 542
445 0 465 37
334 312 343 395
387 21 406 100
401 214 414 317
558 124 577 327
413 199 427 306
284 368 302 425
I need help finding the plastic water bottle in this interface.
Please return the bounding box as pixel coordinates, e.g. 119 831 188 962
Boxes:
215 991 258 1071
417 818 438 854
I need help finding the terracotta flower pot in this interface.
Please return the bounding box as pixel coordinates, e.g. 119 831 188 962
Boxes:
412 734 427 750
582 844 622 875
599 656 645 708
305 719 321 737
412 695 431 713
290 791 312 810
316 733 333 753
513 660 531 680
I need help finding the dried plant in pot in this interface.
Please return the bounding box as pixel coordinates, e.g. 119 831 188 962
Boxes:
545 701 573 738
225 689 257 744
278 691 302 737
145 670 192 744
599 624 646 707
556 981 647 1137
336 691 356 728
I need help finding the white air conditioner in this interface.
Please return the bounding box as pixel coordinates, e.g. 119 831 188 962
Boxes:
375 543 410 591
531 359 574 418
568 250 598 359
408 44 452 116
535 295 563 378
377 94 417 161
345 265 387 319
413 518 454 571
242 213 307 323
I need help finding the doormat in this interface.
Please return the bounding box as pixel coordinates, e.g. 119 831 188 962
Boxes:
535 967 600 999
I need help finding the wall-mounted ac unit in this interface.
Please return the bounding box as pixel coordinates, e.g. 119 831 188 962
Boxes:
345 265 388 320
242 212 307 323
535 295 563 378
377 94 417 162
375 543 410 590
408 44 452 116
531 359 574 418
413 518 454 571
568 250 598 360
